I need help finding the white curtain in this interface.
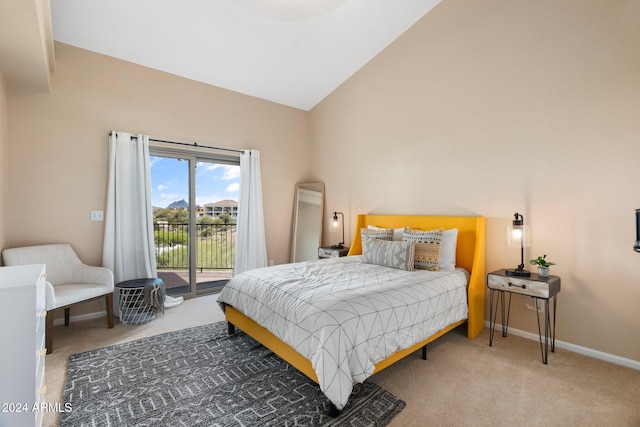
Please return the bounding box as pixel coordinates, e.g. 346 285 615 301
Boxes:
234 149 267 275
103 131 157 283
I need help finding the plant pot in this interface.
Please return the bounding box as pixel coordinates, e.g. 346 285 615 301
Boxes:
537 267 550 277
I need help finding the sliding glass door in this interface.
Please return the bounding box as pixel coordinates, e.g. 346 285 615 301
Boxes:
194 160 239 293
149 150 240 298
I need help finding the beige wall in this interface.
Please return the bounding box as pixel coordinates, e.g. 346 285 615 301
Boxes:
5 43 310 317
4 0 640 363
310 0 640 362
7 43 309 267
0 71 7 252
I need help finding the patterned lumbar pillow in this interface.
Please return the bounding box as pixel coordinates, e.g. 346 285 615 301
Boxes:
402 228 445 271
362 237 415 271
360 228 394 244
367 225 407 241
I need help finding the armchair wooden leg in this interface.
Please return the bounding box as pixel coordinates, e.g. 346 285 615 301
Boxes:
46 310 53 354
64 308 70 326
106 293 114 329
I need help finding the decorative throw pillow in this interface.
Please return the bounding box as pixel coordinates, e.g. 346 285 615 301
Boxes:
362 237 415 271
402 228 444 271
367 225 407 241
439 228 459 271
360 228 394 244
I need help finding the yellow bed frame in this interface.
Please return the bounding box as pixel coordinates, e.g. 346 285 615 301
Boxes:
225 214 486 386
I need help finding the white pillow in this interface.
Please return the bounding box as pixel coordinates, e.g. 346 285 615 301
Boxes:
368 225 407 241
439 228 458 271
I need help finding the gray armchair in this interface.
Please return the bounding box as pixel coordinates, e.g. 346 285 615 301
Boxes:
2 243 114 353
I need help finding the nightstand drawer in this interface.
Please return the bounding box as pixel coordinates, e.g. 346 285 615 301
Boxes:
487 274 559 298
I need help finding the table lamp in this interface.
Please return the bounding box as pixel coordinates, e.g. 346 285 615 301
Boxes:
635 209 640 252
331 211 345 249
506 212 531 277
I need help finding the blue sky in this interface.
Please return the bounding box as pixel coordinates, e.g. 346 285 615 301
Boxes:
150 156 240 208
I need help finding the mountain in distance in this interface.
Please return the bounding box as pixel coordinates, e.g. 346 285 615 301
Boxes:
167 199 188 209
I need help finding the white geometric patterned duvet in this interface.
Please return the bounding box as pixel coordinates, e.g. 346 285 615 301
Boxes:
217 256 468 410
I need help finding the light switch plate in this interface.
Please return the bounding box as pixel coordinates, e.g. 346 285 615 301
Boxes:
90 210 104 221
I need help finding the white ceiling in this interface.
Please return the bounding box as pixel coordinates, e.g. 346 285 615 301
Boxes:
49 0 441 110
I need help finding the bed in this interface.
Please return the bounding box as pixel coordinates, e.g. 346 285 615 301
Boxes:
218 214 486 413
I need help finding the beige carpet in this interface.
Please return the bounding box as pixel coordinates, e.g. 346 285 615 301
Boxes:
45 294 640 426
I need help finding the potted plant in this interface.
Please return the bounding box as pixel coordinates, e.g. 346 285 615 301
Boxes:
529 254 555 277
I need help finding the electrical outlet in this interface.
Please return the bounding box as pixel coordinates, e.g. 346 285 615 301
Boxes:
269 260 275 266
90 210 104 221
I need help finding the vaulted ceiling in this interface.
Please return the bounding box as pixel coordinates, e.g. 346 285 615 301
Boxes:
2 0 441 110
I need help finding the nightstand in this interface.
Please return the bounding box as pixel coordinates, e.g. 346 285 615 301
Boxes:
318 246 350 259
487 269 561 364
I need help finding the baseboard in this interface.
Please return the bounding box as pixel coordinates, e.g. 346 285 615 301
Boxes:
53 310 110 326
55 312 639 370
484 320 640 371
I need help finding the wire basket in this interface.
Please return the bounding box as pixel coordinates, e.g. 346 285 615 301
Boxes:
117 286 158 325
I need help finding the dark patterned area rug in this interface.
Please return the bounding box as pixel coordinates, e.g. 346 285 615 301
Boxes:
61 321 405 426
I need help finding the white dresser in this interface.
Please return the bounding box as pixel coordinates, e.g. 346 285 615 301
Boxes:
0 264 47 427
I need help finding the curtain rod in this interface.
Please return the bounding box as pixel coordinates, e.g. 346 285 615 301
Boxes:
149 137 244 154
110 131 243 154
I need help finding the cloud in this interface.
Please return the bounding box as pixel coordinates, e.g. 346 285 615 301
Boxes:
226 183 240 193
222 166 240 181
197 162 219 172
195 163 239 183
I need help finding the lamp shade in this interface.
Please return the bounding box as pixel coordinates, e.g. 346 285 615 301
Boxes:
507 223 530 248
331 215 340 231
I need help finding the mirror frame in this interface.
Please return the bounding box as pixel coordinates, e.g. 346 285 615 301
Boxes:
291 182 325 263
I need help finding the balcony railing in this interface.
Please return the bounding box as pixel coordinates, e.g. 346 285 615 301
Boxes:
154 222 236 271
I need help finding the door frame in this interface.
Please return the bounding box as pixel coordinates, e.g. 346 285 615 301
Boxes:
149 143 240 299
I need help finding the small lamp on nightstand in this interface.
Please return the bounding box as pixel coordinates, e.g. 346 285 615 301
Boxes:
506 212 531 277
331 211 345 249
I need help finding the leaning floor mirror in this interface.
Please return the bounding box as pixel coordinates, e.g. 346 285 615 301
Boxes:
291 183 324 262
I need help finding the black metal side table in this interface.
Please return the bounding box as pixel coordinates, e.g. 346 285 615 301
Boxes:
487 269 561 364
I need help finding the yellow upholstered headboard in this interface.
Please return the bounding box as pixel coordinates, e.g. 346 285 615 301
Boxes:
347 214 486 339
